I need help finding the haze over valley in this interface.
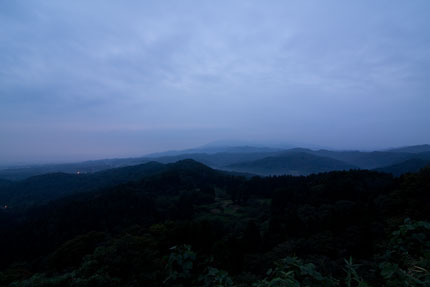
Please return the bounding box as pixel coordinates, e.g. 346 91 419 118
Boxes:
1 1 429 286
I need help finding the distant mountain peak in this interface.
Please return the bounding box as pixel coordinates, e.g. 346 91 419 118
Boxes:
167 159 215 171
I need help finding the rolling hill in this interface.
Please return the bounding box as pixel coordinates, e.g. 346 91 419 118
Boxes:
226 152 357 176
1 144 430 181
1 160 428 286
0 161 167 209
307 150 415 169
386 144 430 153
0 160 238 210
375 158 430 176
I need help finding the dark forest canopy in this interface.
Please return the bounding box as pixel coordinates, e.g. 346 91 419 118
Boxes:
0 160 429 286
2 1 429 285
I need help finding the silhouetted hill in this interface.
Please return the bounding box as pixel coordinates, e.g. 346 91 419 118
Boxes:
95 161 166 180
145 145 282 157
156 148 430 172
0 148 279 180
0 160 242 210
5 148 430 286
150 152 281 167
226 152 357 176
0 157 152 181
165 158 216 171
2 164 429 286
308 150 422 169
375 158 430 176
2 144 429 181
0 161 167 209
386 144 430 153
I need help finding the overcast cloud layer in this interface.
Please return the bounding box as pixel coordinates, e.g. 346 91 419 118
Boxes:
1 0 429 164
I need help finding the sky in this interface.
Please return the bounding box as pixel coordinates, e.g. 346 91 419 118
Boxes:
1 0 429 165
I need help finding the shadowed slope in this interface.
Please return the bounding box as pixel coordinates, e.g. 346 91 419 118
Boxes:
227 152 357 176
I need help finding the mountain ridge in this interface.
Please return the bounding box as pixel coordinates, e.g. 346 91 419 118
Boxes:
1 144 429 180
226 151 357 176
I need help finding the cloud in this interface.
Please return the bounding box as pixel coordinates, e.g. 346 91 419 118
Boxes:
1 0 429 163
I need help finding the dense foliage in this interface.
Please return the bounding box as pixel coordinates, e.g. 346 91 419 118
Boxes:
0 160 429 286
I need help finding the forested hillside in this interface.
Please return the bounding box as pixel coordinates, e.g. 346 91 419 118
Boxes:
0 160 429 286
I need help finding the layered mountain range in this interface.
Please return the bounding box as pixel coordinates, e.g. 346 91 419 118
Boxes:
1 144 429 180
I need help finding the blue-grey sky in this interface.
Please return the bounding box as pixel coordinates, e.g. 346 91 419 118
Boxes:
1 0 429 164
